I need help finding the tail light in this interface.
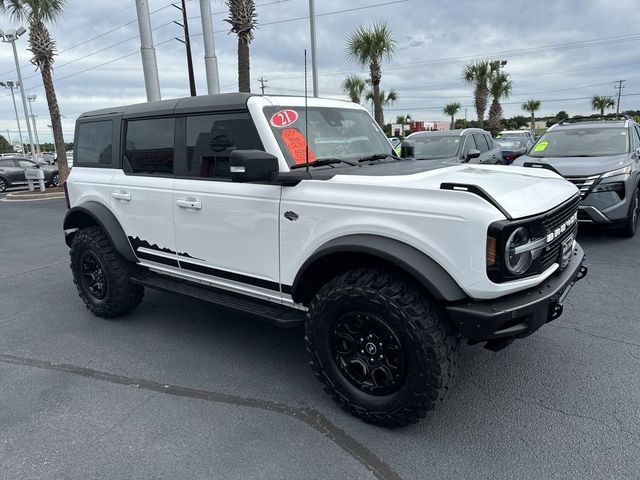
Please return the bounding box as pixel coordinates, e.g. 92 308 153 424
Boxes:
63 181 70 209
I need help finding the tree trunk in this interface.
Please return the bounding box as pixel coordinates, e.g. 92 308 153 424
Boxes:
370 61 383 127
238 36 250 92
488 98 502 137
450 115 454 130
40 50 68 183
531 112 535 132
600 107 604 115
474 84 487 128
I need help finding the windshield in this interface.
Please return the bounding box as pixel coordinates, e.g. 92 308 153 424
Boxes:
529 127 629 158
263 106 392 167
496 138 526 149
411 136 461 159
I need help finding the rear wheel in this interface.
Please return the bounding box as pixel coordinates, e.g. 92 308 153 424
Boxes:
70 226 143 318
305 267 458 427
622 187 639 238
49 172 60 187
0 177 7 192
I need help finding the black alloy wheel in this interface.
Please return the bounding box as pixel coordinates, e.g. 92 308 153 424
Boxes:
50 172 60 187
80 250 107 301
331 312 406 396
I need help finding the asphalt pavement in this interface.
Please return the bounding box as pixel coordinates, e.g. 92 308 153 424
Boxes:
1 198 638 479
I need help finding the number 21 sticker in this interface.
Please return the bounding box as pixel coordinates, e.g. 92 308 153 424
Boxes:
270 109 298 128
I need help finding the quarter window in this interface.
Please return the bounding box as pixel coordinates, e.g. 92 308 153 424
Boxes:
185 113 263 179
76 120 114 167
125 118 175 175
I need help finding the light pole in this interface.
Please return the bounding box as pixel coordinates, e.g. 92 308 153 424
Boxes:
308 0 318 97
0 80 24 153
0 27 36 157
27 94 41 155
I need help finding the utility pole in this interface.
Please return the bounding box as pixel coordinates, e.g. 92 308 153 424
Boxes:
135 0 161 102
199 0 220 95
257 76 268 95
5 129 12 146
0 81 24 153
1 28 35 156
308 0 319 97
615 79 626 115
27 94 41 155
173 0 196 97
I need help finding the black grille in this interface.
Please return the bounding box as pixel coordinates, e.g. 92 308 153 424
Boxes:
538 195 580 270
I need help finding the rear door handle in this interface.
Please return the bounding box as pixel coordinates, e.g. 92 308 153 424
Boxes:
112 191 131 201
176 199 202 210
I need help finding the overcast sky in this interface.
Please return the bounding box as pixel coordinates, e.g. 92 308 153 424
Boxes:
1 0 640 144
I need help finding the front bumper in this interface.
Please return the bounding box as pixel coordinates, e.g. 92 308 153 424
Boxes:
446 242 587 349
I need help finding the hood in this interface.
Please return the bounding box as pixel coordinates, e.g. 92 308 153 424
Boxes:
513 153 630 177
330 164 578 219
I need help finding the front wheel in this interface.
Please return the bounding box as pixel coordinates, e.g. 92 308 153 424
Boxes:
49 172 60 187
0 177 7 192
305 268 459 427
70 226 143 318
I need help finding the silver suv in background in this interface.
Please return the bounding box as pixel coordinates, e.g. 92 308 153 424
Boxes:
513 115 640 237
401 128 504 165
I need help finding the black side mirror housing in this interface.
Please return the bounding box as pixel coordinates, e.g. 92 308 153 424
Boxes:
400 140 415 158
230 150 279 183
466 149 481 160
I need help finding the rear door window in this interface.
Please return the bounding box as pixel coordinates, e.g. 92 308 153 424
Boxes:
124 118 175 175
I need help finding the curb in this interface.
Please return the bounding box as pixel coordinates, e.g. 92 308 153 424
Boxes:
3 192 65 202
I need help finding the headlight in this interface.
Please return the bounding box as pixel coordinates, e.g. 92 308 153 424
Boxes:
601 164 632 179
504 227 546 275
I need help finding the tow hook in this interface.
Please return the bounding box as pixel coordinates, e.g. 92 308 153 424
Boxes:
576 264 588 281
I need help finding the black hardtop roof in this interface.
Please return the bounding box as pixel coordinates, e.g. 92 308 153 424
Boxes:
78 92 255 119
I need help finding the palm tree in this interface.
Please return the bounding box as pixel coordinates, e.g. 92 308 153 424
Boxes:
443 102 461 130
488 72 512 136
395 113 411 124
224 0 257 93
522 99 541 132
462 59 493 128
1 0 68 183
342 75 366 104
346 23 395 127
591 95 616 115
365 89 397 125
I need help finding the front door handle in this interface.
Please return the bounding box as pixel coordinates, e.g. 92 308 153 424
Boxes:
176 199 202 210
112 191 131 201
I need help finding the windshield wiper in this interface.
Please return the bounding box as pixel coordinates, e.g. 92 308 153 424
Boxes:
358 153 404 163
290 158 359 170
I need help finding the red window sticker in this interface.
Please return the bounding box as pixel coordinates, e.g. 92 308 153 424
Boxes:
270 109 298 128
281 128 315 165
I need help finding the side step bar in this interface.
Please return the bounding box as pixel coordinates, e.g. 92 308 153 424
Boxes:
131 272 304 328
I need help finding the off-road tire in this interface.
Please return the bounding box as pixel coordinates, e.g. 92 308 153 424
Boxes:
70 226 143 318
305 267 459 427
622 186 639 238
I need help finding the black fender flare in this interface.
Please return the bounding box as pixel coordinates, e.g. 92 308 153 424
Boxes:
63 201 138 263
291 234 467 303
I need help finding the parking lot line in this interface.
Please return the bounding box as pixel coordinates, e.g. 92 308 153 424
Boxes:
0 259 67 280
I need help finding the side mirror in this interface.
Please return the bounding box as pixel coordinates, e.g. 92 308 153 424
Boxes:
466 149 481 160
635 147 640 158
400 140 415 158
230 150 279 183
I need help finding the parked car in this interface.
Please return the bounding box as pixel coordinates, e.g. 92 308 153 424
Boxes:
498 129 535 140
0 156 60 192
401 128 504 165
496 136 534 164
63 93 586 427
513 116 640 237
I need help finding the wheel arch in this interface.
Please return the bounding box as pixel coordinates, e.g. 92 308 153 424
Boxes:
290 234 467 305
63 201 137 263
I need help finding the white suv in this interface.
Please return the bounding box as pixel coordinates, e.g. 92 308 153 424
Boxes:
63 94 587 427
